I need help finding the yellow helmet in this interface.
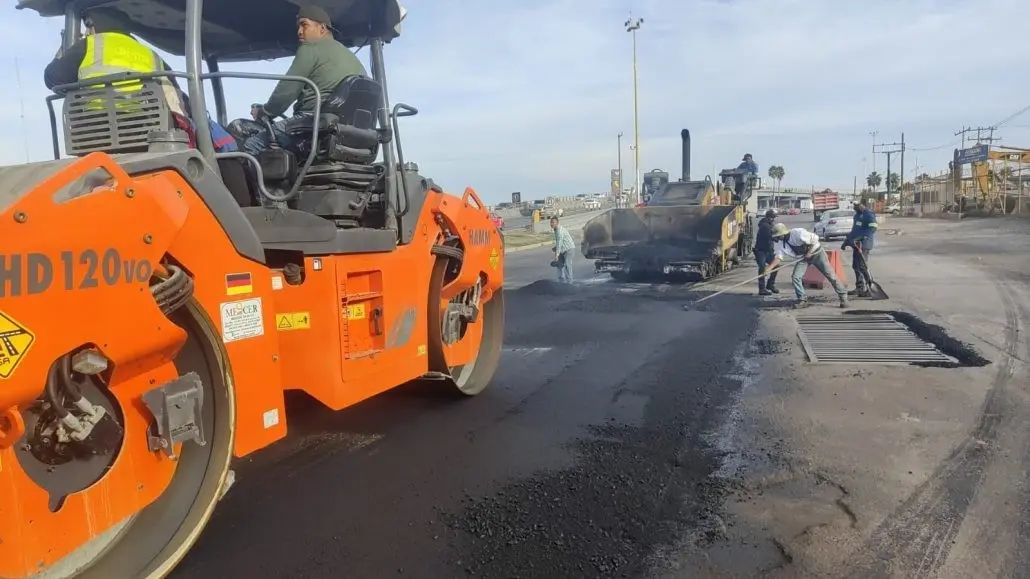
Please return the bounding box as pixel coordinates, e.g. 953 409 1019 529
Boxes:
771 223 790 237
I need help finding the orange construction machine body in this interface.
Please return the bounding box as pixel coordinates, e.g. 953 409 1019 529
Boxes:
0 0 505 577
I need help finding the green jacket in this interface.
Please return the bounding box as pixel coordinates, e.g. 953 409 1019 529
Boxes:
263 37 368 118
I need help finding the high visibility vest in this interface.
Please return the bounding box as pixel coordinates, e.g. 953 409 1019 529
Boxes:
78 32 161 111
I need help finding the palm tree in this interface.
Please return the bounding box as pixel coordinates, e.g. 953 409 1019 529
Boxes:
866 171 882 192
767 165 785 190
888 172 900 192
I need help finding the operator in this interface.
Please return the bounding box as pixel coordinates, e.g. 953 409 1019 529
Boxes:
228 4 367 156
43 7 237 153
732 154 759 198
550 217 576 284
842 201 878 297
738 153 759 175
766 223 848 309
753 208 779 295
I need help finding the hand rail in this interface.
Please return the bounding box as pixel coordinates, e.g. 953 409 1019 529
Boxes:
390 102 418 216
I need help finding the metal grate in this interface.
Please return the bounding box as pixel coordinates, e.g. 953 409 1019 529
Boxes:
62 79 172 156
796 313 956 364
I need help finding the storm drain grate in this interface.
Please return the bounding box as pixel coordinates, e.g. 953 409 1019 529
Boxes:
796 313 957 364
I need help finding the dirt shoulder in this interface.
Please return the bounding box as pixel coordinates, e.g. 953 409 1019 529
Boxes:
647 216 1030 578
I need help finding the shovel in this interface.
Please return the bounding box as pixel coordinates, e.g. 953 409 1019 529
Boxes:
682 258 802 310
852 247 889 300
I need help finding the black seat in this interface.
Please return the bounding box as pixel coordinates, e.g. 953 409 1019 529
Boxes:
286 75 381 163
282 75 385 222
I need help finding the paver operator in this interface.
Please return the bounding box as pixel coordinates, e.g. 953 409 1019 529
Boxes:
754 208 780 296
738 153 758 175
766 223 848 309
228 4 368 156
551 217 575 284
842 201 878 297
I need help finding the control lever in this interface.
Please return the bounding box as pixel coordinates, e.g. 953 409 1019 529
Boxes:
346 167 386 212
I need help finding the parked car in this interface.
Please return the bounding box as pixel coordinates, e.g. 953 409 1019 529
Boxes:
488 212 504 230
583 198 601 210
788 208 800 216
813 209 854 240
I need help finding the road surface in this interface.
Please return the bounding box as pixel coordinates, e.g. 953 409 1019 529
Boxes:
171 238 760 578
170 212 1030 579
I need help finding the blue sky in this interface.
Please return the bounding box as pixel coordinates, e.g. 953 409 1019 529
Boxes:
1 0 1029 204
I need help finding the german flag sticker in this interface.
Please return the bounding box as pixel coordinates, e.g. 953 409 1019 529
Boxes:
225 272 254 296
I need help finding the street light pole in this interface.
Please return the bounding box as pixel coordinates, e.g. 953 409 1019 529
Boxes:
617 131 623 187
625 17 643 204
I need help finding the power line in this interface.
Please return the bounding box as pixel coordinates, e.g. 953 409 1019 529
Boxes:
908 140 960 152
991 104 1030 129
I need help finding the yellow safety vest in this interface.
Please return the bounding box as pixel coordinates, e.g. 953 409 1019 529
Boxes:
78 32 161 111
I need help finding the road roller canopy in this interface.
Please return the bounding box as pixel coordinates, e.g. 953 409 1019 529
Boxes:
16 0 407 60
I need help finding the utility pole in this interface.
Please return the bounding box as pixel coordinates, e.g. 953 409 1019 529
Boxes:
955 126 971 149
14 57 29 163
956 125 1000 147
900 132 905 210
869 130 877 173
874 138 905 204
625 16 643 205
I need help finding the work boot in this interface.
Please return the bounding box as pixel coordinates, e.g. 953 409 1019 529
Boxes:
792 299 809 309
839 297 849 309
759 288 772 296
766 285 780 294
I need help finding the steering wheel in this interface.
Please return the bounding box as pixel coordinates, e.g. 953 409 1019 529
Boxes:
251 103 288 145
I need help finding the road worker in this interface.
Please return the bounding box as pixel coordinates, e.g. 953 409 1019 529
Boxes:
766 223 848 309
550 217 575 283
754 208 779 295
842 201 878 297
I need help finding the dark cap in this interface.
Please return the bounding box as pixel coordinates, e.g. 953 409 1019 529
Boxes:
764 208 777 218
297 4 333 28
82 7 125 33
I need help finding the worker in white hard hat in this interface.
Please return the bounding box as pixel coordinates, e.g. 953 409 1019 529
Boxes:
766 222 848 309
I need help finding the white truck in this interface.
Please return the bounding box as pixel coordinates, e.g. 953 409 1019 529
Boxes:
799 199 813 213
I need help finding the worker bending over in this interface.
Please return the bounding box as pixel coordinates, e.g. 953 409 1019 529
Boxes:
842 201 878 297
228 4 367 156
767 223 848 309
754 208 779 295
550 217 575 283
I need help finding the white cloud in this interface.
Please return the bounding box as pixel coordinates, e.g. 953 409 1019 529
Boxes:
1 0 1029 202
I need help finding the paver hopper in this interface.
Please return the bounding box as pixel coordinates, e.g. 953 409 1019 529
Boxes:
581 129 757 281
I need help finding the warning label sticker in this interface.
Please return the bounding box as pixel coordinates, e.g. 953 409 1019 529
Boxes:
275 312 310 331
220 298 264 343
0 311 35 379
344 303 366 320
